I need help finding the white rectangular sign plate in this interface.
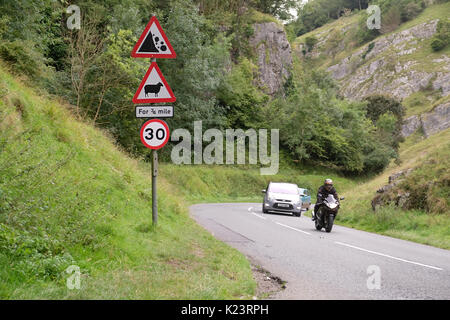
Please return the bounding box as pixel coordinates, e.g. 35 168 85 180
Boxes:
136 106 174 118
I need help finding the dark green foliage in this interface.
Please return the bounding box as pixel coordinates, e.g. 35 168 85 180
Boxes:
217 58 268 128
305 36 319 52
356 12 380 45
364 95 405 123
431 19 450 52
401 1 424 22
262 67 399 175
363 95 405 168
292 0 371 37
251 0 296 20
0 0 403 174
0 40 47 79
431 38 446 51
362 42 375 59
353 0 425 44
386 153 449 214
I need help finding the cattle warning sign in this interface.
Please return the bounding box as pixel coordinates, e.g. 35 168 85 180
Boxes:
131 16 176 58
132 62 176 104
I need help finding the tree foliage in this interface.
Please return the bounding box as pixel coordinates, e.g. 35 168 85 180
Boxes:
262 67 400 174
0 0 404 174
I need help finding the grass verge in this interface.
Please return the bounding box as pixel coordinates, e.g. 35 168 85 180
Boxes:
0 65 255 299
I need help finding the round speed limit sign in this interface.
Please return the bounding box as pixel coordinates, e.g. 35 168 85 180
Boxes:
140 119 170 150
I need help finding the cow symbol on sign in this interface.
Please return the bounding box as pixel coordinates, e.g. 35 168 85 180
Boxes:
145 82 164 97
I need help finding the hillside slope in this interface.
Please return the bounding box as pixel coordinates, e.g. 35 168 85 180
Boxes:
293 2 450 132
0 64 255 299
338 128 450 249
290 3 450 248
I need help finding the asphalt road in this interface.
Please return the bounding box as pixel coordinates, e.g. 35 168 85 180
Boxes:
190 203 450 300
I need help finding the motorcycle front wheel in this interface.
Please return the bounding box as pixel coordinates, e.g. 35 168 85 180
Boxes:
325 215 335 233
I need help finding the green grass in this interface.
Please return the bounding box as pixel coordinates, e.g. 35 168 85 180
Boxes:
0 65 256 299
336 128 450 249
161 163 359 204
403 91 448 117
248 9 284 28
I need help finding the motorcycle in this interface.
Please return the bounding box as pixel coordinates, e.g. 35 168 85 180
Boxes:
315 195 344 233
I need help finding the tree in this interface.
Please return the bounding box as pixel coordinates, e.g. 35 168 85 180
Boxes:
254 0 298 20
67 13 105 118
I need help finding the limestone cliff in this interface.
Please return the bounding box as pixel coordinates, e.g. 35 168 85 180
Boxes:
249 22 292 96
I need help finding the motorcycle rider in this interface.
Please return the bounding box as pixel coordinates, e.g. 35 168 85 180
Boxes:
312 179 339 221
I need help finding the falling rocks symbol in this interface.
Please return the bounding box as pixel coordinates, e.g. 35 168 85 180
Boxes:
140 33 167 53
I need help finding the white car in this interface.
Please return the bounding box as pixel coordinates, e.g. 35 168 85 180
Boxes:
262 182 303 217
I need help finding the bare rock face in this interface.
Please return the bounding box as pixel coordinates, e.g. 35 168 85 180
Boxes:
421 102 450 137
327 20 442 100
401 102 450 138
433 71 450 97
250 22 292 96
401 115 422 137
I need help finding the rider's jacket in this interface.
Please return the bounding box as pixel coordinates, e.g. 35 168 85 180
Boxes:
316 185 339 203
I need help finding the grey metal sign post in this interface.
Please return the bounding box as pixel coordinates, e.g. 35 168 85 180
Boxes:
151 57 158 226
132 16 176 227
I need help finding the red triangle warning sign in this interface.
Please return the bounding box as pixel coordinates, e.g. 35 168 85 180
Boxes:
131 16 176 58
133 62 176 104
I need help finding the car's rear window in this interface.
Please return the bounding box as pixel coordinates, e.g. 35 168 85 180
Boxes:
268 184 298 195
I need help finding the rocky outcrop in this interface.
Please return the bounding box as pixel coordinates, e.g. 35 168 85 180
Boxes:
401 115 422 137
250 22 292 96
327 20 445 100
371 169 413 211
401 101 450 137
421 102 450 137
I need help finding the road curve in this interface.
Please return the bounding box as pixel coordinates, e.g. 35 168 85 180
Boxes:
190 203 450 300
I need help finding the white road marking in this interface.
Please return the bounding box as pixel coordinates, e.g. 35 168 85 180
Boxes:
251 212 267 220
248 206 267 220
335 241 444 271
276 222 311 235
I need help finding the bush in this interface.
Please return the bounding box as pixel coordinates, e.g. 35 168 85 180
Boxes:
305 36 319 52
364 95 405 123
431 38 446 51
362 42 375 60
380 5 402 34
430 20 450 52
401 2 424 22
263 67 399 175
356 13 380 45
0 40 47 80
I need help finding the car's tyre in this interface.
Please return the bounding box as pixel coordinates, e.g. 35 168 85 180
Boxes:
293 212 301 217
326 215 335 233
262 205 268 214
